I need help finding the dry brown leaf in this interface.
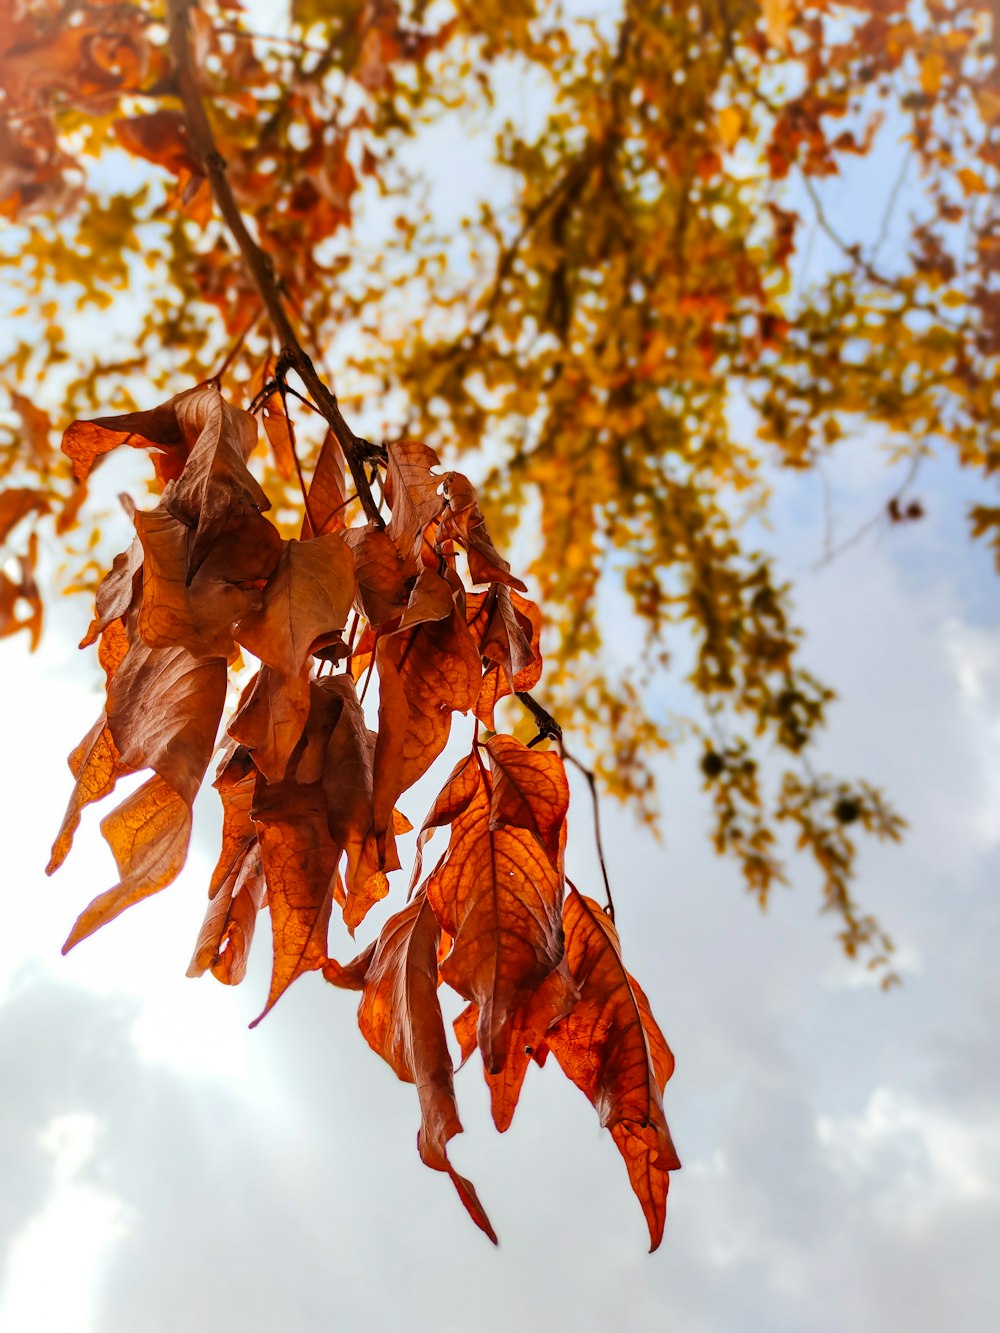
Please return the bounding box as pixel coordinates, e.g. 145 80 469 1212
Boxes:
384 438 445 560
188 842 266 984
166 384 271 579
486 733 569 870
107 625 227 808
63 775 192 952
302 429 348 537
0 486 49 545
235 534 356 677
344 523 410 624
135 505 259 657
250 776 337 1025
349 888 497 1243
229 664 312 783
547 889 680 1251
425 754 564 1073
439 472 527 591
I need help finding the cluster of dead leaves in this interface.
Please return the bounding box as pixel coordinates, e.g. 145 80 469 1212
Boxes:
47 381 679 1248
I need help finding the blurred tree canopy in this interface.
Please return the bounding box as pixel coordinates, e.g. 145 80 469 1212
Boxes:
0 0 997 976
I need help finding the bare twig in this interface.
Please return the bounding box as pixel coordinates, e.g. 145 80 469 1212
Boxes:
275 378 318 536
515 690 616 922
165 0 383 527
813 450 924 569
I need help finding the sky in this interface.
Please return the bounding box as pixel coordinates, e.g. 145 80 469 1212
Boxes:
1 5 999 1332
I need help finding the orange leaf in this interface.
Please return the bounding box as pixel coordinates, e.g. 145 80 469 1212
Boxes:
165 384 271 579
63 775 192 951
46 716 129 875
188 842 266 985
61 397 189 484
235 534 356 677
351 889 497 1243
79 538 142 648
250 776 337 1025
439 472 527 591
425 754 564 1072
454 960 578 1132
384 438 445 559
107 626 227 808
373 594 482 821
0 486 49 544
135 505 261 658
547 889 680 1250
228 664 312 783
206 745 258 899
301 429 348 536
113 110 201 177
466 585 542 728
485 733 569 870
321 675 394 927
261 393 297 480
344 523 409 625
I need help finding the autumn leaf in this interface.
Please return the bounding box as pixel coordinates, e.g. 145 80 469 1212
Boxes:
321 674 395 930
336 888 497 1243
135 505 261 658
425 750 565 1072
165 384 271 580
301 429 348 537
485 732 568 870
234 533 356 677
466 585 542 729
61 397 190 485
0 486 49 544
188 842 266 985
547 889 680 1250
260 391 297 480
205 744 258 900
250 774 337 1024
113 110 202 178
47 620 134 874
371 592 482 829
229 664 312 783
47 715 130 875
107 624 227 808
384 438 445 559
63 775 192 952
344 523 410 624
454 960 578 1132
79 538 142 648
439 473 527 591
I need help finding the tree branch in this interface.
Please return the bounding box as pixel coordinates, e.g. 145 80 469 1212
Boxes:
165 0 383 527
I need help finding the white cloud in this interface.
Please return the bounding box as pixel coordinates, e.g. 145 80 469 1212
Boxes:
817 1086 1000 1225
0 1114 130 1333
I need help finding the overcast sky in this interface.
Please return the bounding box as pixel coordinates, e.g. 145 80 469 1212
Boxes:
2 6 999 1331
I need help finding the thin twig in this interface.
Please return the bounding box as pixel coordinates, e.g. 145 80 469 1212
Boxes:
800 171 966 333
563 750 616 923
165 0 383 527
515 690 616 922
813 451 924 569
276 378 318 535
873 143 913 260
215 24 330 57
211 307 262 382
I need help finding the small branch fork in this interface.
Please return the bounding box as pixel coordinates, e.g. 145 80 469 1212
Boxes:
516 691 616 924
165 0 383 528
